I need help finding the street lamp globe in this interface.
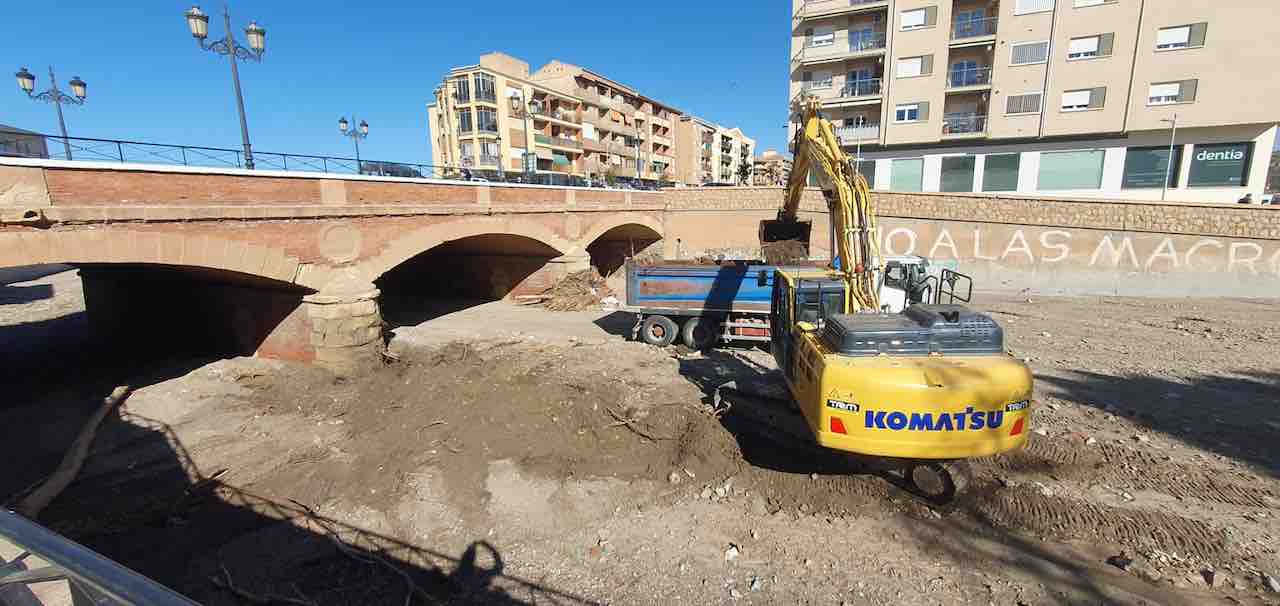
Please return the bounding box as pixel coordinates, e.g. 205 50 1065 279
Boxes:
185 6 209 39
358 120 369 136
14 67 35 93
68 76 86 99
338 116 349 133
244 21 266 53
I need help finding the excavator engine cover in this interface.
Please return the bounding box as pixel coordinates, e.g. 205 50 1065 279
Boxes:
759 217 812 265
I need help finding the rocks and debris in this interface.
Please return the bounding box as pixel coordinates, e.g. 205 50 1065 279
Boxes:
760 239 809 265
724 545 741 562
749 576 763 591
1033 428 1049 437
540 270 616 312
1265 574 1280 593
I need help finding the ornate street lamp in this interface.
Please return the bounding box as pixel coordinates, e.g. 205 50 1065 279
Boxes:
14 66 88 160
185 4 266 169
339 115 369 173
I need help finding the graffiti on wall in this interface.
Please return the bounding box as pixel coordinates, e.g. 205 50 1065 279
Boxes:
875 219 1280 277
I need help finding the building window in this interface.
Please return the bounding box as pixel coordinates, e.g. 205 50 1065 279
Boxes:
473 73 497 103
452 76 470 103
897 56 931 78
982 154 1020 192
1148 82 1181 105
1006 92 1043 114
1074 0 1107 6
1039 150 1105 190
1014 0 1054 15
940 156 976 192
460 141 475 162
1188 143 1251 187
1067 35 1100 59
895 103 921 122
458 109 474 133
807 25 835 47
1156 25 1190 49
900 8 927 30
1122 146 1182 189
853 160 876 186
890 158 924 192
1011 41 1049 65
477 107 498 132
1061 88 1104 111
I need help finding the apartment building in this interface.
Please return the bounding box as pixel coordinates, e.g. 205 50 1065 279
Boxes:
753 148 793 186
428 52 753 187
789 0 1280 202
673 117 757 186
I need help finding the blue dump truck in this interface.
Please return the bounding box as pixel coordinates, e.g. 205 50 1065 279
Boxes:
624 258 970 348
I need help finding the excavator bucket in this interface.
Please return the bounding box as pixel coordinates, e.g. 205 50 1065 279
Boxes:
759 217 812 266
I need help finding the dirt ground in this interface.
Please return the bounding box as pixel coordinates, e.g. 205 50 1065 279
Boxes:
3 270 1280 605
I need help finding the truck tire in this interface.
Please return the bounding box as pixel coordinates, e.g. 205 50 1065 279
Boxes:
639 315 678 346
681 317 718 350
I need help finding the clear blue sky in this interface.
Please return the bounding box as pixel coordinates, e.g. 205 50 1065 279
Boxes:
3 1 794 166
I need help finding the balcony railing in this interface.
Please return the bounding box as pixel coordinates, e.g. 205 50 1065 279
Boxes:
946 67 993 88
848 31 888 52
951 16 998 40
840 78 882 97
793 32 887 66
834 124 880 144
476 90 498 103
941 113 988 135
794 0 887 23
478 154 500 166
532 107 580 124
534 134 583 149
477 122 499 133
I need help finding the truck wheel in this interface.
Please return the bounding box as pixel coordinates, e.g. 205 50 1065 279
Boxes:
681 317 718 350
640 315 678 346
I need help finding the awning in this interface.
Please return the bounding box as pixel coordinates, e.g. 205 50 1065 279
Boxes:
534 147 554 161
553 153 571 166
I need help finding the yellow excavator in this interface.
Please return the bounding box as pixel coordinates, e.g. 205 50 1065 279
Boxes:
758 97 1034 500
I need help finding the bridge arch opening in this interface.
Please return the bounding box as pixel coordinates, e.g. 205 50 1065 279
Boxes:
2 262 314 398
585 222 664 283
375 233 563 328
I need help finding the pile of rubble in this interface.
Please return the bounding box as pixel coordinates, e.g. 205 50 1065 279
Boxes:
538 270 617 312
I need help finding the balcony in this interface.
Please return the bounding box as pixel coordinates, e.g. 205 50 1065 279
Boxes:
478 154 500 166
476 90 498 104
951 16 997 41
946 67 992 89
941 113 988 138
793 0 889 27
534 134 583 150
791 33 887 69
834 124 880 144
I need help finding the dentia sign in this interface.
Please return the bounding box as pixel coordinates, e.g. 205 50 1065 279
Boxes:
1188 142 1251 187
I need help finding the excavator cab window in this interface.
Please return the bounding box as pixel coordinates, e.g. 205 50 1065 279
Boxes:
795 281 846 326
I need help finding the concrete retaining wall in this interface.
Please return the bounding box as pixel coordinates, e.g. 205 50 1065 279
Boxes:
662 187 1280 298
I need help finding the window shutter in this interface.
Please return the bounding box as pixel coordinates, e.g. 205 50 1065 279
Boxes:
1178 79 1198 102
1098 33 1115 56
925 6 938 26
918 101 931 121
1088 86 1107 108
1011 41 1049 64
921 54 934 75
1007 93 1042 114
1189 22 1208 47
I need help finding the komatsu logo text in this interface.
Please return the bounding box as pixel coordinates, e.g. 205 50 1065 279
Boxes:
864 407 1005 432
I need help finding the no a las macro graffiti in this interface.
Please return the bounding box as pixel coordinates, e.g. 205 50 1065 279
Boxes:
872 223 1280 276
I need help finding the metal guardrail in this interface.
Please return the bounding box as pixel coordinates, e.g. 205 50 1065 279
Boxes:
834 124 881 144
941 113 988 135
951 16 998 39
841 78 882 97
0 129 666 187
0 510 199 605
946 67 993 88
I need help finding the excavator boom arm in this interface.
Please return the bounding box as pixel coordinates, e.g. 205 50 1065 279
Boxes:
762 97 882 312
